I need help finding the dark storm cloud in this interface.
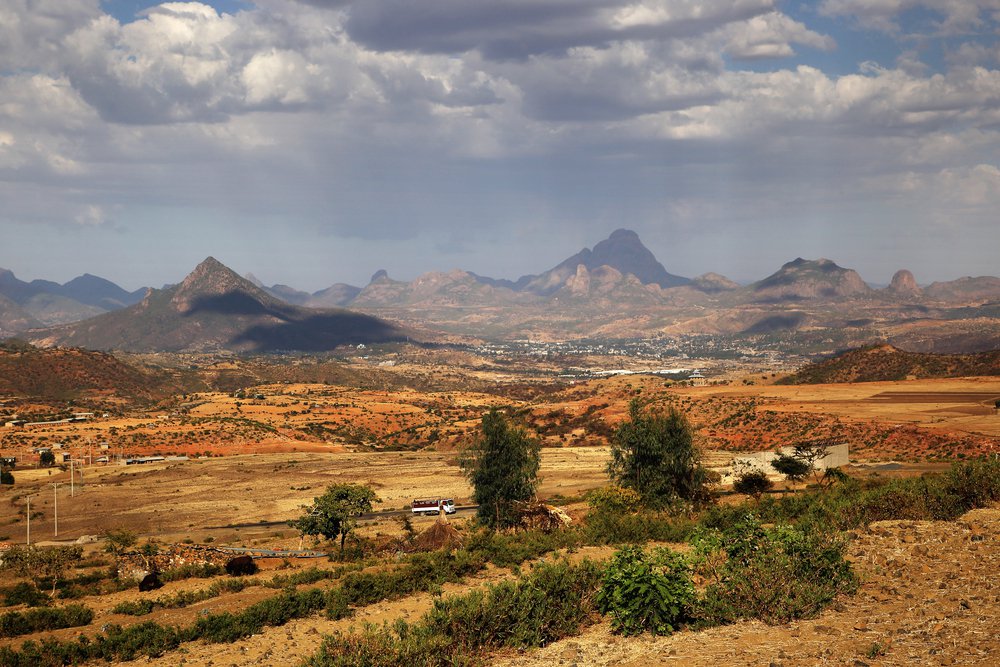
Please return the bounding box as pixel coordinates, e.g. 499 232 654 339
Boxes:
335 0 778 60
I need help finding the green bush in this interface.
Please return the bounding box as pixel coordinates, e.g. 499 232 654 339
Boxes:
308 559 602 666
585 507 694 546
111 600 156 616
1 583 50 608
596 546 694 636
692 513 855 625
0 604 94 638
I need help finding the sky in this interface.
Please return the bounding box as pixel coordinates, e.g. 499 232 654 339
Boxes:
2 1 1000 291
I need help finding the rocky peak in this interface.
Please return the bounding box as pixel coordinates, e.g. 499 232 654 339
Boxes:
170 257 275 312
888 269 921 297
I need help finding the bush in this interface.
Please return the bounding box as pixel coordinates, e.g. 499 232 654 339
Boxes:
0 604 94 638
1 583 50 608
112 600 156 616
308 559 602 666
596 546 694 636
692 513 855 625
732 470 773 500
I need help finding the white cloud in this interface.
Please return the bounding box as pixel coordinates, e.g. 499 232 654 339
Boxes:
1 0 1000 284
820 0 1000 35
723 12 836 60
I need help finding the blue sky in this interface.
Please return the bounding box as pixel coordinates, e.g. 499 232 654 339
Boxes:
3 1 1000 291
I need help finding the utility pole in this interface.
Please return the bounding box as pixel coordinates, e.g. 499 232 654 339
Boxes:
50 482 61 537
25 494 35 545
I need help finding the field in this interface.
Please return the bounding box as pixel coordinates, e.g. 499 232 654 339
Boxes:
0 354 998 666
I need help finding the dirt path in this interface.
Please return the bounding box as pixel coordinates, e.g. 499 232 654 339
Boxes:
495 507 1000 666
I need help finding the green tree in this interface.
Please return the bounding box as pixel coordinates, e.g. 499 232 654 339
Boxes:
460 408 540 530
102 528 137 575
290 484 380 556
608 400 710 507
771 453 812 483
102 528 138 557
1 545 83 594
732 469 773 501
38 451 55 467
0 470 13 485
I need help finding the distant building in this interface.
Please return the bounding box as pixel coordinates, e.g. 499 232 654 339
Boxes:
689 371 707 386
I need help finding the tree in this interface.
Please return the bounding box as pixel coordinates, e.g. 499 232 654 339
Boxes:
290 483 379 556
460 408 540 530
102 528 137 575
39 451 55 467
771 453 811 483
608 400 710 507
732 469 773 501
772 440 831 484
0 470 13 485
1 545 83 594
102 528 138 557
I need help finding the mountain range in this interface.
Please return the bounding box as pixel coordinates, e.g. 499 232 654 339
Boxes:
4 229 1000 352
26 258 407 353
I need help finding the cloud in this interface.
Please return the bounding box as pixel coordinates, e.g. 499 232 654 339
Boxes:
2 0 1000 285
819 0 1000 36
340 0 780 59
723 12 836 60
0 0 102 71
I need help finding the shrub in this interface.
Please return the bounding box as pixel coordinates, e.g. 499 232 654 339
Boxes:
732 470 773 500
112 600 156 616
692 513 855 625
308 559 602 666
0 604 94 638
596 546 694 636
1 583 50 608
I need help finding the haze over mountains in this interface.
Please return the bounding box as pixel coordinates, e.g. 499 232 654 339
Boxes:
3 229 1000 353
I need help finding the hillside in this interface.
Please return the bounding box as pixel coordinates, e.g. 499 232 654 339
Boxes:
778 344 1000 384
27 258 410 353
0 340 173 402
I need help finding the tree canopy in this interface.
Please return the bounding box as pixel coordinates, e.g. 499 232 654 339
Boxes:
290 483 379 556
608 400 710 507
460 408 541 530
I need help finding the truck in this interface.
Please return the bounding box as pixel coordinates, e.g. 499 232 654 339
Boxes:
411 498 456 516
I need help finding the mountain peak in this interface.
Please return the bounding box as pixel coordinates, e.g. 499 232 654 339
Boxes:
608 228 640 241
887 269 921 297
171 257 276 312
752 257 872 301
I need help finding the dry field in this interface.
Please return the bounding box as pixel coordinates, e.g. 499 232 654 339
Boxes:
0 366 999 666
0 447 613 546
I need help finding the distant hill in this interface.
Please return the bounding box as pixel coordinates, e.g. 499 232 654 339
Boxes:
59 274 146 309
0 268 145 328
247 273 362 308
28 257 410 353
924 276 1000 303
0 293 40 335
749 258 873 302
0 340 172 401
476 228 690 295
778 344 1000 384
